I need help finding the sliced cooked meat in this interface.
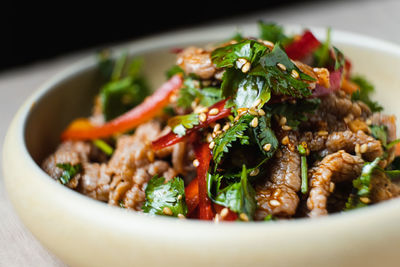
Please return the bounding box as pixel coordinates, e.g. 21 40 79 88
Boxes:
79 163 110 201
307 150 363 217
370 171 400 203
177 47 216 80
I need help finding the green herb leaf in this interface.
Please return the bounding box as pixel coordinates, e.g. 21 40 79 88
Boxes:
142 176 188 216
211 39 268 69
212 114 252 166
370 124 388 147
265 98 321 130
56 163 82 185
351 75 383 112
177 77 222 109
252 114 278 158
207 165 257 220
263 214 277 221
168 113 199 137
166 65 184 79
313 27 331 67
253 44 314 98
258 21 291 45
345 157 380 210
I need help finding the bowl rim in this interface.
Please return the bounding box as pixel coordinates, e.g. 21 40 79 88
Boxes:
5 22 400 234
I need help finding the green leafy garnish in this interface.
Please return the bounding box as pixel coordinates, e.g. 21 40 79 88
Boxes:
99 56 150 121
351 75 383 112
313 27 331 67
263 214 277 221
212 114 252 166
142 176 188 217
266 98 321 130
258 21 291 45
92 139 114 156
370 124 388 147
345 157 380 210
207 165 257 220
251 114 278 158
56 163 82 185
165 65 184 79
168 113 199 137
297 144 308 194
177 77 222 109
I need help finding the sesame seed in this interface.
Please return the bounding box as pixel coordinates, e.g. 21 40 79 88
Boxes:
277 63 287 71
360 143 368 154
215 130 222 136
237 58 247 65
252 99 262 108
291 69 299 79
279 116 287 126
250 117 259 128
209 141 215 149
193 159 200 167
318 130 329 136
239 213 249 221
213 123 221 132
281 136 290 145
220 208 229 218
169 94 177 102
209 108 219 116
163 207 173 216
248 108 259 116
195 106 208 114
249 168 260 176
214 214 221 223
263 143 272 152
199 113 207 122
329 182 335 193
355 143 361 154
177 214 186 219
237 108 248 116
258 109 265 116
222 123 230 132
273 188 282 198
360 197 371 204
261 40 274 49
366 119 372 125
269 200 281 207
241 62 251 73
282 125 292 131
234 115 240 122
207 133 213 143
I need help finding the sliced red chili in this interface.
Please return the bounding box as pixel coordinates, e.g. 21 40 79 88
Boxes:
61 74 183 141
152 99 231 151
285 30 321 60
194 142 214 220
185 178 199 216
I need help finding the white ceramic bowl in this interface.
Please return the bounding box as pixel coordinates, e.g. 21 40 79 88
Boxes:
3 23 400 267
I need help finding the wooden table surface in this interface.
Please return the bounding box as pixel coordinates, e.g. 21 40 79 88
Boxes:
1 0 399 266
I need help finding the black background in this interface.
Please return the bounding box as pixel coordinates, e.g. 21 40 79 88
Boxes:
3 0 321 72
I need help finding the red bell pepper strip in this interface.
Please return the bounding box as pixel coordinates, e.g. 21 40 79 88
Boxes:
285 30 321 60
185 178 199 216
152 99 231 151
194 142 214 220
213 203 238 221
61 74 183 141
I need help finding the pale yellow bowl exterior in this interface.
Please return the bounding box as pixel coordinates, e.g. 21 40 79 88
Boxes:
3 24 400 267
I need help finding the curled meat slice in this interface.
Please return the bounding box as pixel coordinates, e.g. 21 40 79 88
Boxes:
370 171 400 203
79 163 110 201
177 47 216 80
307 150 363 217
255 183 299 220
42 140 91 188
325 130 383 161
255 132 300 218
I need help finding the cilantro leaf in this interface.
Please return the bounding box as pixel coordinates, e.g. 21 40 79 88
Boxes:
369 124 388 147
265 98 321 130
212 114 252 166
258 21 291 45
56 163 82 185
207 165 257 220
165 65 184 79
211 39 268 69
167 113 199 137
345 157 380 210
142 176 188 217
177 77 222 109
313 27 331 67
351 75 383 112
100 56 150 121
253 44 314 98
251 114 278 158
